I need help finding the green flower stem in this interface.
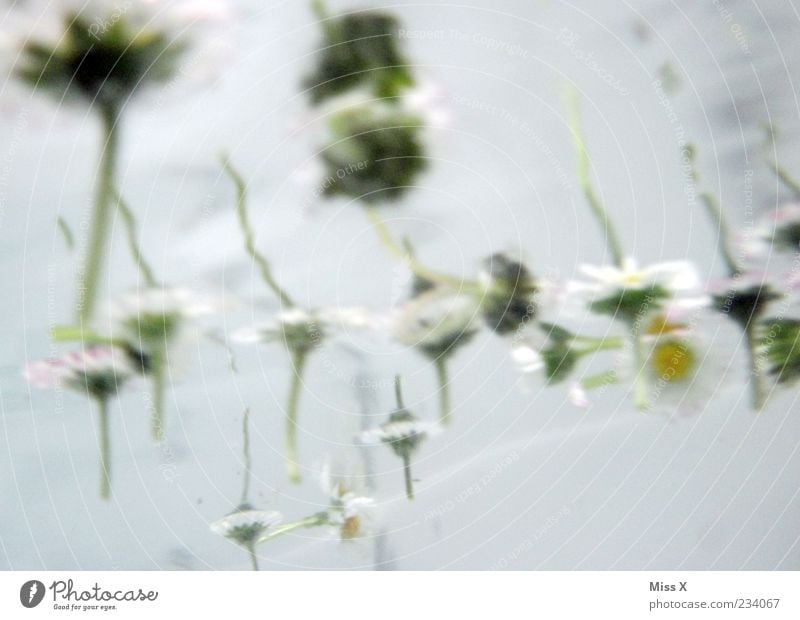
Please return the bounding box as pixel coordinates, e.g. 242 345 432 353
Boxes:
581 370 618 390
767 159 800 199
699 192 740 277
50 325 124 347
689 146 768 408
573 336 625 355
394 374 405 408
629 326 649 411
402 453 414 500
113 190 158 287
434 357 451 426
76 103 121 324
151 349 166 441
96 396 111 500
257 512 330 544
745 321 768 411
240 408 252 505
222 156 294 308
365 206 482 292
564 89 625 268
285 348 308 484
246 542 259 572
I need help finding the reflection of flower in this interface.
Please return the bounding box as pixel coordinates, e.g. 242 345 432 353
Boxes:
24 346 133 400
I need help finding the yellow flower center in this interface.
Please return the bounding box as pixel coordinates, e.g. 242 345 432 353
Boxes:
341 516 361 540
650 339 696 383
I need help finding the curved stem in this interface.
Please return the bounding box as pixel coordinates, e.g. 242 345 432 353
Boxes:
76 103 120 323
222 156 294 308
364 207 481 292
113 189 158 287
745 321 768 411
564 89 625 267
699 192 739 277
96 397 111 500
285 348 308 484
434 357 451 425
402 454 414 500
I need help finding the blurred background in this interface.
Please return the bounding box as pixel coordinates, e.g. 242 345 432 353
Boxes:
1 0 800 570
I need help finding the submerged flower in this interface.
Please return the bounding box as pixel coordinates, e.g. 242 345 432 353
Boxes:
636 310 725 414
762 318 800 385
511 323 622 385
13 3 185 110
304 8 414 105
233 305 376 354
317 94 428 203
741 204 800 257
24 345 133 400
108 286 221 349
478 253 538 334
393 288 478 359
709 271 782 330
359 376 438 499
571 257 703 323
320 465 374 540
210 504 283 548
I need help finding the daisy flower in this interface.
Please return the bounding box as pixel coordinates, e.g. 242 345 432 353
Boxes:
24 345 133 400
359 376 439 500
233 305 378 484
210 504 283 571
635 307 727 416
570 257 703 322
741 204 800 258
320 464 375 541
478 253 538 335
107 286 223 440
24 346 135 499
6 0 231 323
304 4 414 104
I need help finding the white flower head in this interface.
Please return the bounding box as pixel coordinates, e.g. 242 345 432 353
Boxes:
568 382 590 408
740 204 800 258
393 288 479 359
319 463 375 540
24 346 134 399
106 287 223 349
210 504 283 547
576 257 701 296
359 417 441 446
511 344 545 375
